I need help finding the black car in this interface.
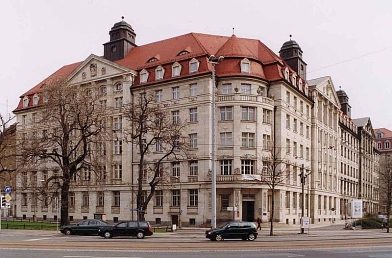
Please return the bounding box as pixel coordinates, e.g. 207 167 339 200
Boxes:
205 221 258 241
60 219 109 235
98 221 153 239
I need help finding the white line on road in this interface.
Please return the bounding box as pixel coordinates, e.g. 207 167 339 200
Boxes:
23 238 51 241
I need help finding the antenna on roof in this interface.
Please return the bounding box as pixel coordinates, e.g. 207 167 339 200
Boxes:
232 27 235 35
289 34 292 41
122 16 124 20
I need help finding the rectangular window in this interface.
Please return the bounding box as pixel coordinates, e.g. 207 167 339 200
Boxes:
189 189 198 207
220 160 233 175
286 114 290 129
156 68 163 80
113 116 122 131
189 133 198 148
190 83 198 96
97 191 104 207
172 86 179 99
22 193 28 206
293 142 297 157
306 147 310 160
32 113 37 123
293 118 298 132
172 190 180 207
300 122 304 135
155 138 163 152
263 109 271 124
293 96 297 109
306 126 310 138
189 161 198 176
220 107 233 121
241 160 255 174
155 190 163 207
69 192 75 208
172 110 180 124
241 83 251 95
300 100 304 113
286 139 290 154
82 192 89 207
286 91 290 104
220 132 233 147
299 145 304 158
190 61 198 73
156 90 163 102
242 132 255 148
241 107 255 121
172 162 180 177
22 115 27 125
113 165 122 179
115 97 123 108
113 191 120 206
221 83 232 95
221 194 230 210
141 72 148 83
189 108 198 122
114 140 122 154
263 134 271 149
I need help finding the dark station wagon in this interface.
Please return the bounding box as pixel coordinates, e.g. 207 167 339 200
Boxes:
98 221 153 239
205 221 258 241
60 219 109 235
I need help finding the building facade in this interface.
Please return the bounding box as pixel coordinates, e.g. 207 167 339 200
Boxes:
12 19 380 226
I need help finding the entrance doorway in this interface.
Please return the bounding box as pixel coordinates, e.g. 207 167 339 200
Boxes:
242 201 255 222
171 215 179 226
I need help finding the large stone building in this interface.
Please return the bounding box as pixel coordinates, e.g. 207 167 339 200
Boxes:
12 19 379 226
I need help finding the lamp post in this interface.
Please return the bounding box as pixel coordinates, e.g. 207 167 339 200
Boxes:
208 55 224 229
300 164 307 234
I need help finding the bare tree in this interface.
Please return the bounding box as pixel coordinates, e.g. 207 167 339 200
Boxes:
19 77 107 226
0 114 16 196
379 155 392 233
123 91 188 221
260 143 290 236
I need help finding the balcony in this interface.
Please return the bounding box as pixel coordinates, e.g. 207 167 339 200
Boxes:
217 94 273 105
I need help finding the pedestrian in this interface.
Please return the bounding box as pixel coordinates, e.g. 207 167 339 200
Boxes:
256 217 262 230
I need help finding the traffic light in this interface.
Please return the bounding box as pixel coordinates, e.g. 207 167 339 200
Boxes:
0 195 5 208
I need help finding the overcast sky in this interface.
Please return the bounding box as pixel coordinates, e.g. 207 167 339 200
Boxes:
2 0 391 129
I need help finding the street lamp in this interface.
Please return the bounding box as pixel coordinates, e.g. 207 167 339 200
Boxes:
299 164 308 234
208 55 224 229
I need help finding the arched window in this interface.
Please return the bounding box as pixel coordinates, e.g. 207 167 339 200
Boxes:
147 57 158 63
172 62 182 77
385 141 390 149
240 58 250 73
284 67 289 80
23 97 29 108
140 69 149 83
189 58 199 73
33 94 39 106
155 66 165 80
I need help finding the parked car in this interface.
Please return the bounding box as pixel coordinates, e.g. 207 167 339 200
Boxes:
60 219 109 235
98 221 153 239
205 221 258 241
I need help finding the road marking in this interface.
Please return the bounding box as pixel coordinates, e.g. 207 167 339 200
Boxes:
24 238 51 241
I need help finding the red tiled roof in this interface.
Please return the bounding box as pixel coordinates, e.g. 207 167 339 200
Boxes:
374 128 392 138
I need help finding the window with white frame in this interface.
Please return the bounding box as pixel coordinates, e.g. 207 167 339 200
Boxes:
220 132 233 147
220 106 233 121
221 83 233 94
299 144 304 158
155 66 164 80
113 116 122 130
114 140 122 154
189 108 197 122
300 122 304 135
172 86 179 99
263 134 271 149
155 138 163 152
286 91 290 104
263 109 271 124
113 164 122 179
386 141 390 149
69 192 75 208
115 97 123 108
189 161 198 176
172 162 180 177
286 139 291 154
241 159 255 174
241 106 255 121
241 58 251 73
113 191 120 206
378 142 382 149
240 83 251 94
220 160 233 175
189 58 199 73
293 96 297 109
82 169 91 181
189 189 198 207
284 67 289 80
33 94 39 105
293 141 297 157
300 100 304 113
242 132 255 148
292 75 297 86
293 118 298 132
190 83 198 96
82 192 89 207
32 113 38 123
140 69 148 83
156 89 163 102
189 133 197 148
286 114 290 129
172 62 181 77
97 191 104 207
23 97 29 108
22 115 27 125
115 83 123 91
155 190 163 207
172 190 180 207
172 110 180 124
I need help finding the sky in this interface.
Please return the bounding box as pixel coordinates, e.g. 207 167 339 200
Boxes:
1 0 392 129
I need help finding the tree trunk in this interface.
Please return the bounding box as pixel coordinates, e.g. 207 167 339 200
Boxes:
270 187 275 236
60 180 70 226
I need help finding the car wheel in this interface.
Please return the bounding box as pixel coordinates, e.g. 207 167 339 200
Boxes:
136 232 145 239
215 234 223 241
248 233 256 241
241 238 247 241
64 229 72 235
104 231 112 239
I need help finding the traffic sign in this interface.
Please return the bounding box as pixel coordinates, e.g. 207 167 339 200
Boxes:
5 194 11 202
4 186 11 194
